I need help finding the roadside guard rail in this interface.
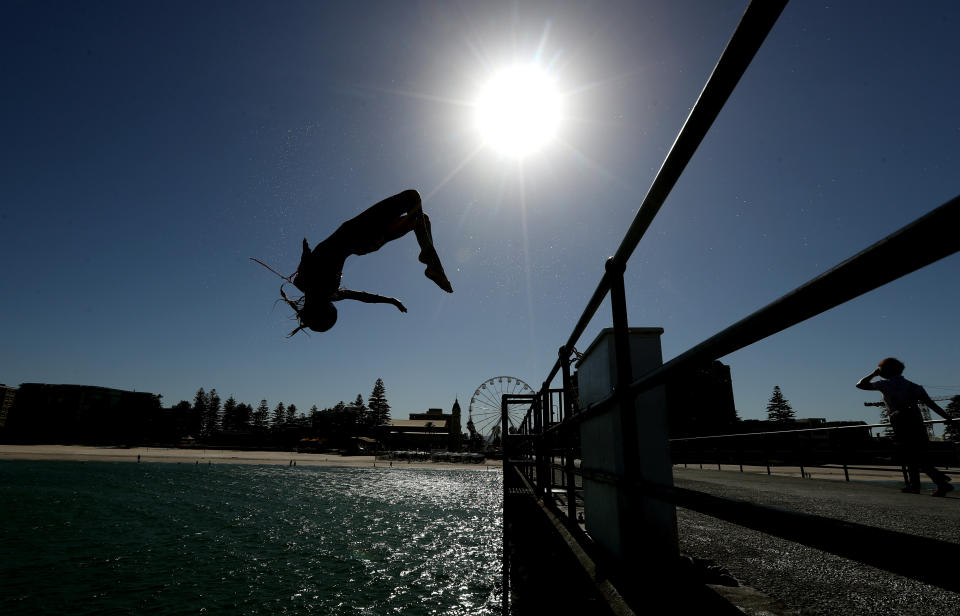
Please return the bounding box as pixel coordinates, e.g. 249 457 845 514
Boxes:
501 0 960 610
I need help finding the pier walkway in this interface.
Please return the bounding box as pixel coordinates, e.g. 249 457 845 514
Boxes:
498 1 960 613
674 467 960 615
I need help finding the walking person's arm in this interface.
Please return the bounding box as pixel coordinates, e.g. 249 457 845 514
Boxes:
856 368 882 390
918 388 952 421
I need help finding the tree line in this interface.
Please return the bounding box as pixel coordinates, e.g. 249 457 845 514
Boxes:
152 378 394 451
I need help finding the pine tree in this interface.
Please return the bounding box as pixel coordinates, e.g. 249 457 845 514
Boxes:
272 402 286 428
352 394 366 412
203 389 221 437
221 396 238 432
333 401 356 442
351 394 369 429
766 386 795 423
285 404 297 425
235 402 253 431
367 378 391 426
190 388 208 437
944 396 960 443
253 400 270 431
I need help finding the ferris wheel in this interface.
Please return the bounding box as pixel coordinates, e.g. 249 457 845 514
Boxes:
467 376 536 438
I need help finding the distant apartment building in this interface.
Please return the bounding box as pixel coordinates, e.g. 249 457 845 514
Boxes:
381 399 463 451
3 383 160 444
0 384 17 428
665 361 739 437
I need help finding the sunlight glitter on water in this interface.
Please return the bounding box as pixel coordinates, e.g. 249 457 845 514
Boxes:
0 462 503 616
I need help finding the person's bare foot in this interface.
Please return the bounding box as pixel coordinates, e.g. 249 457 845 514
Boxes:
420 247 452 292
425 263 453 293
416 214 453 293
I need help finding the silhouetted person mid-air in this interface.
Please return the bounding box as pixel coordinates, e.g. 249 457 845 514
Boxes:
856 357 955 496
256 190 452 336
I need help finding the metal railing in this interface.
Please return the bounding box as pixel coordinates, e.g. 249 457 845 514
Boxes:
670 418 958 482
502 0 960 610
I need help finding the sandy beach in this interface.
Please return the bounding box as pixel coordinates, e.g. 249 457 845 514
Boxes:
0 444 503 470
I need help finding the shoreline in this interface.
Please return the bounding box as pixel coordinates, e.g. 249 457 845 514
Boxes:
0 445 503 470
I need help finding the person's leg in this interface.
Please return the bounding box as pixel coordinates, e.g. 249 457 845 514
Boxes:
897 444 920 491
413 212 452 293
897 421 953 494
331 190 423 256
917 447 953 495
893 420 924 491
906 464 921 491
327 189 452 292
923 463 952 487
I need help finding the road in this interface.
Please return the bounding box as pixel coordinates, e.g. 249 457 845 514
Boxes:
673 467 960 616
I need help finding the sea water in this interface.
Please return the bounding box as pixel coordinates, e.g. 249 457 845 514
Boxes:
0 461 502 615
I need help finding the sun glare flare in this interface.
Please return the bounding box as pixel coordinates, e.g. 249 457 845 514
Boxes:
475 65 561 158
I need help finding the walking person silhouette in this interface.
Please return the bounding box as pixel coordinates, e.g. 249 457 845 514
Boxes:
255 189 452 336
857 357 955 496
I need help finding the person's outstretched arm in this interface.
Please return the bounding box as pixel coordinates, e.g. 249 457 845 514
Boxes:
856 368 881 390
333 289 407 313
918 388 952 421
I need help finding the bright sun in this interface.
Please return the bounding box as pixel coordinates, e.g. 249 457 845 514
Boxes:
475 65 561 158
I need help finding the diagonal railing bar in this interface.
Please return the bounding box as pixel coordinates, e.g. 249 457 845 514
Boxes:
548 0 788 385
623 194 960 400
543 194 960 432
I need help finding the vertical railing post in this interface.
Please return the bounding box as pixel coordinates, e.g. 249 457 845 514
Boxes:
560 346 575 422
539 388 550 500
607 260 640 480
560 347 578 523
576 259 677 593
531 396 541 494
501 394 510 616
606 259 642 581
565 444 577 523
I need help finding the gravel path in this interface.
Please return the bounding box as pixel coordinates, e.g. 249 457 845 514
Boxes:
673 467 960 616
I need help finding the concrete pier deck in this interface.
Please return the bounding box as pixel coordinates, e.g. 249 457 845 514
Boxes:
674 467 960 615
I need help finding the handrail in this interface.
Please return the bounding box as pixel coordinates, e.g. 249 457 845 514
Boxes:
623 195 960 400
670 418 954 441
546 0 788 386
505 0 960 609
547 194 960 433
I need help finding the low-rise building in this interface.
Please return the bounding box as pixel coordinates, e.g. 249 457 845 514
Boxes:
380 399 463 451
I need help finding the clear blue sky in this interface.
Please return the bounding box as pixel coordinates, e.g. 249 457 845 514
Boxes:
2 1 958 428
